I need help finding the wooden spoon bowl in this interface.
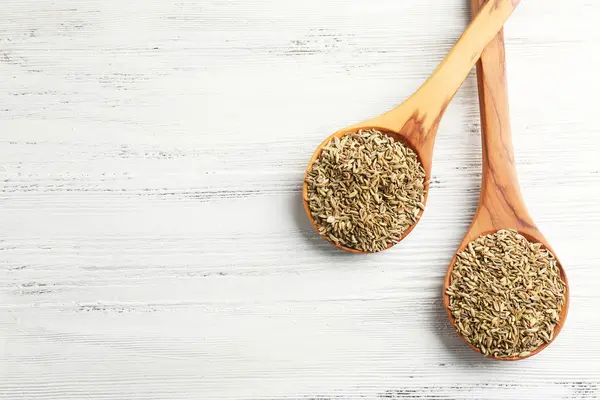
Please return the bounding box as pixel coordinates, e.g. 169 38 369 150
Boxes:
302 0 521 253
303 126 430 253
444 226 570 361
442 0 570 360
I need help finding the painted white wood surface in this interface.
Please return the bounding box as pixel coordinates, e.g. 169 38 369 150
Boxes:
1 0 599 399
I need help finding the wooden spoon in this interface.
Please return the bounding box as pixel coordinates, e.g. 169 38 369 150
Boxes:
303 0 521 253
442 0 570 360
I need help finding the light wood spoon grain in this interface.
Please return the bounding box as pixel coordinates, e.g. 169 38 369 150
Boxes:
303 0 521 253
442 0 570 360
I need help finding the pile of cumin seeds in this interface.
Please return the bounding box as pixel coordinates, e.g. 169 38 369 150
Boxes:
446 229 567 358
305 129 426 253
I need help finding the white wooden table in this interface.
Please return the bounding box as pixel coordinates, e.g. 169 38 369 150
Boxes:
2 0 599 399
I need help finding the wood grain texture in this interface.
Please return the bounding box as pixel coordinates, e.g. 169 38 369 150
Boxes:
1 0 600 399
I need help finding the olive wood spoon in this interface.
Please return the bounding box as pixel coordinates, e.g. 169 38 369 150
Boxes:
303 0 521 253
442 0 570 360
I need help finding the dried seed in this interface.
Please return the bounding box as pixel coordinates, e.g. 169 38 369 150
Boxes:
447 230 566 359
305 129 426 252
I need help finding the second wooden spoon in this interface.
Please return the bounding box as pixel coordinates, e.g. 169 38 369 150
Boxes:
442 0 570 360
303 0 521 253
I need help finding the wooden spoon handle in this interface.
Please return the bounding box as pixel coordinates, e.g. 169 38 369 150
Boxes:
410 0 520 131
471 0 533 229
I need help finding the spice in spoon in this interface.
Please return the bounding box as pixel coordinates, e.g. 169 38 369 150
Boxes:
446 229 567 358
305 129 426 252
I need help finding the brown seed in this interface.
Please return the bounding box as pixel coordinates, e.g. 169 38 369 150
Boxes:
447 230 566 359
305 129 426 252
